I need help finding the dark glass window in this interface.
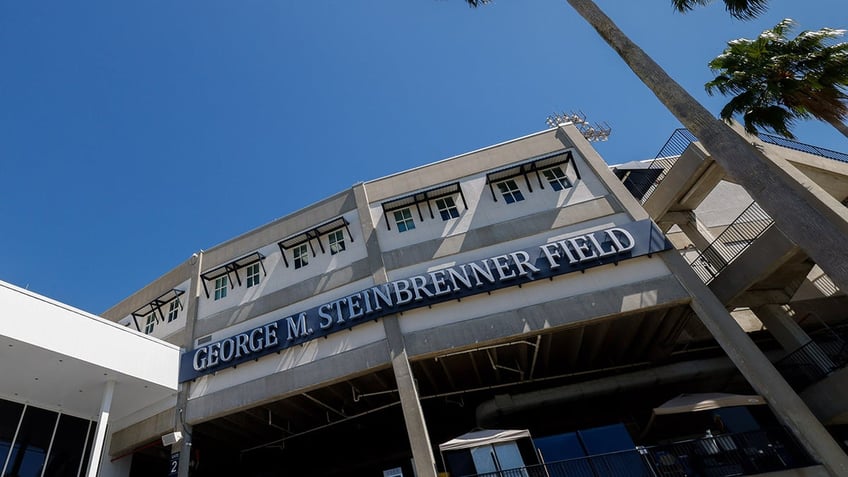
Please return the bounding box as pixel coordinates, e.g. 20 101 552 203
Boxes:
43 414 90 477
3 406 58 477
0 400 25 474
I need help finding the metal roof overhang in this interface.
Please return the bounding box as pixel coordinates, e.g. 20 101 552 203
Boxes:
129 288 185 332
485 150 579 201
200 251 266 298
381 182 467 230
277 217 353 267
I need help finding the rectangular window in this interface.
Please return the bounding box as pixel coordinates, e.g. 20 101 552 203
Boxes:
144 312 156 334
294 244 309 269
496 179 525 204
328 230 346 255
246 263 261 288
542 166 572 191
214 276 228 300
435 197 460 221
394 208 415 232
167 299 181 322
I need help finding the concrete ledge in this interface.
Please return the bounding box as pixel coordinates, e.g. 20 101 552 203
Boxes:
110 408 175 457
403 273 690 358
185 340 391 424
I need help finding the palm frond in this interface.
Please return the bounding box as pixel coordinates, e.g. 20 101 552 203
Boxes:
671 0 770 20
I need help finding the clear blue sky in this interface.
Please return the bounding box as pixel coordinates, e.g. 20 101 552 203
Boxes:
1 0 845 314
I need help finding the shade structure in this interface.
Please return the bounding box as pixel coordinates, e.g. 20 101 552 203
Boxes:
653 393 766 415
439 429 532 452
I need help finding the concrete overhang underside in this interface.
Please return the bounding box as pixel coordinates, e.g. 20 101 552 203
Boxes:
180 301 758 476
0 281 179 422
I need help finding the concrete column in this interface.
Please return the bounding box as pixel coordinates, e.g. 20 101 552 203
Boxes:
383 315 438 477
660 251 848 477
176 252 203 477
754 304 835 375
86 380 115 477
754 304 813 351
352 182 437 477
678 213 729 275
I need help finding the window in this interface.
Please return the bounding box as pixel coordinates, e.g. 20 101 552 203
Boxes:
496 179 525 204
246 263 261 288
294 244 309 269
394 208 415 232
435 196 460 220
214 276 228 300
328 229 346 254
542 166 572 191
167 299 181 322
144 312 156 334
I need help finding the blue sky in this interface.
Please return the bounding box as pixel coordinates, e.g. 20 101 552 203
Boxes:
1 0 845 314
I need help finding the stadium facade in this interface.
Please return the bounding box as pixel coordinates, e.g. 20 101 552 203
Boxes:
3 123 848 477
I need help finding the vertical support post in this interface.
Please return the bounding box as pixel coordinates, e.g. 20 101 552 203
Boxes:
352 182 438 477
176 252 203 477
660 251 848 476
85 380 115 477
384 315 438 477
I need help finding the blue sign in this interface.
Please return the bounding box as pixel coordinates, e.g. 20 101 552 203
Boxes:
168 452 179 477
180 219 671 382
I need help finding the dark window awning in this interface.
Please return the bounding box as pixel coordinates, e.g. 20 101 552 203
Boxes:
277 217 353 267
485 150 578 201
380 182 468 230
200 252 266 298
129 288 185 331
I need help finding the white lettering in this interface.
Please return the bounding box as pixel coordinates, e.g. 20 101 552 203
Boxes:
347 293 364 320
588 233 617 257
539 243 563 269
264 323 279 347
510 251 540 276
468 260 496 286
491 255 517 281
568 236 597 262
318 304 334 329
286 313 309 341
429 270 451 296
447 266 474 291
219 338 235 362
207 342 220 367
235 333 250 358
393 279 414 305
249 328 265 352
371 284 393 311
193 347 208 371
410 275 434 301
605 228 636 253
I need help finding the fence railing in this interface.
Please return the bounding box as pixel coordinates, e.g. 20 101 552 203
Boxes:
467 428 814 477
634 129 697 204
775 331 848 390
759 133 848 164
688 201 774 283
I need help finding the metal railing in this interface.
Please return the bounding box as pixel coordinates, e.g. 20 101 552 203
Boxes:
776 331 848 390
466 428 813 477
759 133 848 164
631 129 848 206
634 129 698 204
688 201 774 283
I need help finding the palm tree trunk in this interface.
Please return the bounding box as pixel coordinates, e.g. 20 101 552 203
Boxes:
565 1 848 474
827 117 848 139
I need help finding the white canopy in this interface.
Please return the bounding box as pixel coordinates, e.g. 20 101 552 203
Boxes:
653 393 766 415
439 429 531 452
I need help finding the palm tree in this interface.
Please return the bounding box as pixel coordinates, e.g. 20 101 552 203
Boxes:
670 0 769 19
461 1 848 475
706 19 848 139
